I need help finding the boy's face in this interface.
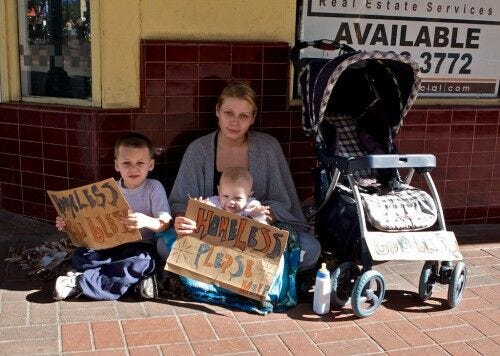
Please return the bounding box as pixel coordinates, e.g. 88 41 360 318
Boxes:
218 179 251 214
114 146 154 189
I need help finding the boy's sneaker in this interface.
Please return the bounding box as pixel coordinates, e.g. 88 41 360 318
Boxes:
53 274 81 300
138 274 158 299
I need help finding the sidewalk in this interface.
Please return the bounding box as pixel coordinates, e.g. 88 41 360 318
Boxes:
0 208 499 355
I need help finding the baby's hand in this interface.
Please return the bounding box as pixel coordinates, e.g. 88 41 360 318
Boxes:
55 216 67 232
246 204 270 218
193 196 214 206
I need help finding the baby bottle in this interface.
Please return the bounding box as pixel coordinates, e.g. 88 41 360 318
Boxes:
313 262 331 315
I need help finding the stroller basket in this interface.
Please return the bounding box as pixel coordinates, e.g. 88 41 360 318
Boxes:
293 40 466 318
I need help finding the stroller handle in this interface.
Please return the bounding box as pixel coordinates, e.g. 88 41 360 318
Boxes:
291 39 355 67
348 154 436 173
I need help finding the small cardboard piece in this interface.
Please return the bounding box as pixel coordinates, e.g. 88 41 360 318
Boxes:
47 178 141 249
365 230 463 261
165 199 289 301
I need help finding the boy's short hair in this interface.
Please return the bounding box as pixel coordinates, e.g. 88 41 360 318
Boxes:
220 167 253 187
114 133 154 159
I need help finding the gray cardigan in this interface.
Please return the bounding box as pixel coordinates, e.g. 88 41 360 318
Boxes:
169 130 310 231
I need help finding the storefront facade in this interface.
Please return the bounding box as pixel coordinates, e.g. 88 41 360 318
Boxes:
0 0 499 224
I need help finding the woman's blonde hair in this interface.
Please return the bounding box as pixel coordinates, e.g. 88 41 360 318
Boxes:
216 82 258 114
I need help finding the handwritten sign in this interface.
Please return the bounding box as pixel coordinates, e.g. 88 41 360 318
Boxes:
365 230 463 261
47 178 141 249
165 199 289 301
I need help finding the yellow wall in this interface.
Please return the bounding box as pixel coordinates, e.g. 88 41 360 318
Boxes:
141 0 296 42
0 0 296 108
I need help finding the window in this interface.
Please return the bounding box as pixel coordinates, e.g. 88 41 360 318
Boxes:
18 0 91 100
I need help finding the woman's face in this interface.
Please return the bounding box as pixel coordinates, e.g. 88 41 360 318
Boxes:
216 97 255 141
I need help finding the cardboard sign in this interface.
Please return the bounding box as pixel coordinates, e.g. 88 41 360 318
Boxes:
165 199 289 301
365 230 463 261
47 178 141 249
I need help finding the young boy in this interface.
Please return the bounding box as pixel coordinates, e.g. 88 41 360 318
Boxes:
204 167 269 224
53 133 172 300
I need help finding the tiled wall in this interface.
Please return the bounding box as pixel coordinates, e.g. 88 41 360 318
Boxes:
0 40 499 225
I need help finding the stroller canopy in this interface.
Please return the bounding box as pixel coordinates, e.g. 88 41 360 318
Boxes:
297 50 421 142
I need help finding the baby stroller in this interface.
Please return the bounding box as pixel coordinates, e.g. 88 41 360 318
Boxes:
292 40 466 318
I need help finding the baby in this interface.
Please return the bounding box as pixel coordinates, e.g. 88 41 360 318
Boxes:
205 167 269 224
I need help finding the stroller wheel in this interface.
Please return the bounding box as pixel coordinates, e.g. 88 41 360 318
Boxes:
351 270 385 318
418 261 438 301
447 261 467 308
331 262 360 307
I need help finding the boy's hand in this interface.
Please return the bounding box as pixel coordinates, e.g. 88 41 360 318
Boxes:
55 216 67 232
121 210 150 231
174 216 197 236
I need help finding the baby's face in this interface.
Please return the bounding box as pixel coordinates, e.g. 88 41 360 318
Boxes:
218 180 251 214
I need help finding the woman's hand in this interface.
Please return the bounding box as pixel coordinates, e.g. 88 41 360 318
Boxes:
264 208 276 225
55 216 67 232
174 216 197 236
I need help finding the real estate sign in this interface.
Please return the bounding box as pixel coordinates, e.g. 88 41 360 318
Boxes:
297 0 500 97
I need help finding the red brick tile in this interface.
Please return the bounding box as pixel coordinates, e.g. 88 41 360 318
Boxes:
318 338 382 355
410 314 466 331
122 316 178 333
207 313 246 339
125 329 186 347
288 305 333 331
467 337 500 355
62 322 92 352
242 319 300 336
234 310 288 323
479 308 500 324
425 325 483 344
92 320 123 349
69 350 127 355
279 332 323 355
360 322 409 351
307 325 366 343
250 335 290 355
159 343 194 355
386 345 448 356
129 346 162 356
355 306 404 325
469 285 500 303
190 338 254 355
385 320 435 347
441 341 481 355
457 311 500 337
179 314 217 342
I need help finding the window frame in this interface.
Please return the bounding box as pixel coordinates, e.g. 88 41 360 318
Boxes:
0 0 101 107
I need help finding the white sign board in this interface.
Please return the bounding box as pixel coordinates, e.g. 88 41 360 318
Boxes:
298 0 500 97
365 230 463 261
